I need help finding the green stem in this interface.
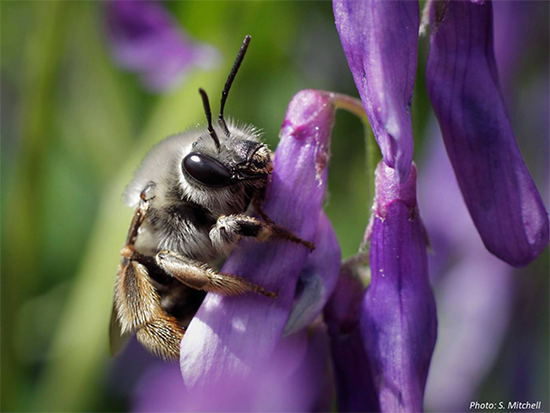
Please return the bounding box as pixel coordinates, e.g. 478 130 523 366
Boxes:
319 91 380 254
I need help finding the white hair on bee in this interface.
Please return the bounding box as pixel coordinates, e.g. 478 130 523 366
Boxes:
221 117 264 142
124 124 261 210
123 128 199 208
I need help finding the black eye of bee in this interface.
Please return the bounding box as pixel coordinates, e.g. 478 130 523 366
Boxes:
182 152 232 187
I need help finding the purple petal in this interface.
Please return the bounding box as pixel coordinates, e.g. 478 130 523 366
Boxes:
132 363 183 412
333 0 419 182
106 0 219 92
133 328 332 412
426 0 549 267
324 259 379 412
180 90 337 389
284 212 341 336
361 162 437 412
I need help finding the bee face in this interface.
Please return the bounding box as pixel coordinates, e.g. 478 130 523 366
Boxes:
182 130 272 189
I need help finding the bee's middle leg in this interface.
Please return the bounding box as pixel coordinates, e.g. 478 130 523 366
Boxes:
210 214 315 251
155 251 277 299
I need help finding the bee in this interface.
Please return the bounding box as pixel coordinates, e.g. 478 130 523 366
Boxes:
110 35 314 360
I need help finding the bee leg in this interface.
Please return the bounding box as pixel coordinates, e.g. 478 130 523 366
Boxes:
210 214 315 251
251 191 275 224
114 183 184 360
155 251 277 299
115 257 184 360
122 182 156 251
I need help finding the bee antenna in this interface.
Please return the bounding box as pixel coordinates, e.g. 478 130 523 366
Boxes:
199 88 221 151
218 35 251 136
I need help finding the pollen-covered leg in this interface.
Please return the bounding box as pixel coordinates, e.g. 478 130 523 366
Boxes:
136 316 184 360
112 185 185 360
210 214 315 251
156 250 277 299
114 257 185 360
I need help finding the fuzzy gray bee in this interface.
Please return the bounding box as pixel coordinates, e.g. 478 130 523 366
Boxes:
110 35 313 360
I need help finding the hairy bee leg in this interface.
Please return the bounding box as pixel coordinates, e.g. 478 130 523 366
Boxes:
114 257 184 360
155 251 277 299
210 214 315 251
136 317 184 360
209 215 273 251
114 183 184 360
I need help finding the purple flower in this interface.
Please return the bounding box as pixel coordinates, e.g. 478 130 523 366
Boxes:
333 0 419 183
361 162 437 412
179 90 341 402
133 326 333 412
425 0 549 267
420 126 514 411
427 254 513 411
493 0 537 92
106 0 219 92
324 258 379 413
284 212 341 336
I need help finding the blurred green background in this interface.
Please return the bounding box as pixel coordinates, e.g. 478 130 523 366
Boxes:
1 1 548 412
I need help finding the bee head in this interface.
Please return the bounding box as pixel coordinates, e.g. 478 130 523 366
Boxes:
182 36 273 190
182 132 272 189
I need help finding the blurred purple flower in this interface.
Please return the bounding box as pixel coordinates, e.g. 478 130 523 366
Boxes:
425 0 549 267
361 162 437 413
333 0 419 183
106 0 219 92
179 90 341 404
420 127 513 412
427 251 513 412
493 0 537 93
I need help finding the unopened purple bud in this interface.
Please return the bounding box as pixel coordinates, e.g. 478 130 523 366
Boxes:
180 90 338 393
105 0 219 92
333 0 419 183
425 0 549 267
361 162 437 413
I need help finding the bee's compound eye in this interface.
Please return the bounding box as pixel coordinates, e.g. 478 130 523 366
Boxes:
182 153 232 187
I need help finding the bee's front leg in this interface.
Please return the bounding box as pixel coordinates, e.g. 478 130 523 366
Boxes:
155 251 277 299
210 214 315 251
